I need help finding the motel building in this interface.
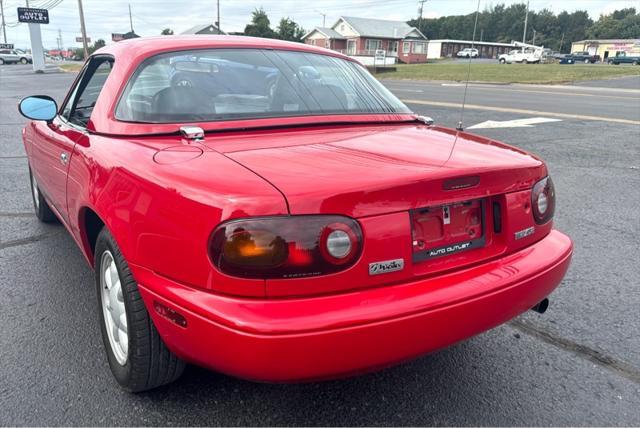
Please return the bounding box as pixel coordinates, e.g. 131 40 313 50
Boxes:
426 39 518 59
303 16 428 65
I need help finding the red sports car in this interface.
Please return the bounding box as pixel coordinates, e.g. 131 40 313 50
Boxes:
18 36 572 392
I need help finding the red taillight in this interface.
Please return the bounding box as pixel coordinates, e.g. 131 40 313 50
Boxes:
209 216 362 279
531 176 555 224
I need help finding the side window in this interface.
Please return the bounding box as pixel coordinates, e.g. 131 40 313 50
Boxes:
62 57 113 127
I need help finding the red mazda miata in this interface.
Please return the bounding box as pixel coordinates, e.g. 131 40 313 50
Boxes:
19 36 572 391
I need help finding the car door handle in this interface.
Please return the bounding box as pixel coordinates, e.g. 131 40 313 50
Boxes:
60 152 69 165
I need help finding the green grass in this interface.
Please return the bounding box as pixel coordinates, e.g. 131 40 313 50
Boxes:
58 63 83 72
378 62 640 84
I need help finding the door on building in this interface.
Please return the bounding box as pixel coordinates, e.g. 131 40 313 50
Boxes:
347 40 356 55
389 41 399 56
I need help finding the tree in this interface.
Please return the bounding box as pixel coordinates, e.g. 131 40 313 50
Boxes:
87 38 106 55
587 8 640 39
276 17 305 42
161 28 174 35
407 3 602 51
244 8 277 38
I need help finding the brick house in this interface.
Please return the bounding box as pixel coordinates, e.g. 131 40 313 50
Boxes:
303 16 428 64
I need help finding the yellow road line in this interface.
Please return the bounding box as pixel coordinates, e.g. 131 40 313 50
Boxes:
401 99 640 126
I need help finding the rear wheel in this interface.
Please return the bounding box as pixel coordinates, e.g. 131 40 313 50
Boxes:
0 58 4 65
29 167 57 223
522 59 528 64
499 58 506 64
95 228 185 392
584 59 590 64
633 61 639 66
20 57 28 64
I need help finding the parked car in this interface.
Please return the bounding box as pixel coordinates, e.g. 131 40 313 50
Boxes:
607 51 640 65
456 48 479 58
18 36 572 392
0 48 32 64
498 48 542 64
563 51 600 64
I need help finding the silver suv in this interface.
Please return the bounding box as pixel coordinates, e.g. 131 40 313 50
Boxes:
0 49 33 65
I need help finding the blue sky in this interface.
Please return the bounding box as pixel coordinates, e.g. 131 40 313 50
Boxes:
2 0 637 49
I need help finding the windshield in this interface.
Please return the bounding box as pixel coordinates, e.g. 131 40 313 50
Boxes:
115 48 411 123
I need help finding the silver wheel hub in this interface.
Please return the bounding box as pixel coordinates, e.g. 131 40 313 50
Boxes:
100 251 129 365
31 173 40 210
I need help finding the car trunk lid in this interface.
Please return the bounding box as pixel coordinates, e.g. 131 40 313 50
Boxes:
213 123 545 218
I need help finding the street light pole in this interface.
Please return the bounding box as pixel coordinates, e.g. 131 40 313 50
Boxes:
0 0 7 44
128 4 134 32
216 0 220 32
77 0 88 60
522 0 529 46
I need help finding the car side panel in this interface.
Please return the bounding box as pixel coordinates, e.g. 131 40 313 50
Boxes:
65 134 289 297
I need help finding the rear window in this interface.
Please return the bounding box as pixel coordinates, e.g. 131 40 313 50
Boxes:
115 48 410 123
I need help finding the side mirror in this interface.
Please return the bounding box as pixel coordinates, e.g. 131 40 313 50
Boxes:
18 95 58 122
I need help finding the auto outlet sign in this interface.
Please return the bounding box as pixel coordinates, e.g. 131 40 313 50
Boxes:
17 7 50 24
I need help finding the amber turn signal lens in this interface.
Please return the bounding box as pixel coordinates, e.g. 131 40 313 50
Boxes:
209 216 362 279
223 228 288 268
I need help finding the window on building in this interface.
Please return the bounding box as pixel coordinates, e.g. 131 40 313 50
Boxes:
413 42 426 54
325 39 330 48
403 42 411 54
390 41 398 53
365 39 382 52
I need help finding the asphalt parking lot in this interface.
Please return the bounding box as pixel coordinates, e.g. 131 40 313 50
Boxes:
1 63 639 426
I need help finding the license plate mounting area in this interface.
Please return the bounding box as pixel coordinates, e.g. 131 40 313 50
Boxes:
411 199 486 263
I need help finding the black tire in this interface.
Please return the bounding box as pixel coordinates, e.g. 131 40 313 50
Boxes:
633 61 639 66
0 58 4 65
499 58 506 64
29 167 57 223
522 59 528 64
95 228 185 392
584 59 590 64
20 57 28 64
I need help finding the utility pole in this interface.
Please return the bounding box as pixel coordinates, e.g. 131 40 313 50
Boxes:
522 0 529 48
77 0 89 60
532 28 536 46
314 10 326 27
216 0 220 32
0 0 7 44
418 0 427 33
128 4 133 32
559 32 565 52
58 28 63 50
480 28 483 42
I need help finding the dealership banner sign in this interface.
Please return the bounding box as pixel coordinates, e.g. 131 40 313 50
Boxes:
17 7 49 24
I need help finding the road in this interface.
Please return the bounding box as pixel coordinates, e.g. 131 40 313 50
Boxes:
1 64 640 426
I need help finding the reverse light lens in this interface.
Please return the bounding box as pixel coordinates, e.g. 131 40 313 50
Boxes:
326 230 351 258
537 192 548 215
209 216 362 279
531 176 555 224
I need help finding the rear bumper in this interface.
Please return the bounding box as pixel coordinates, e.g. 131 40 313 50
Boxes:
134 229 572 382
